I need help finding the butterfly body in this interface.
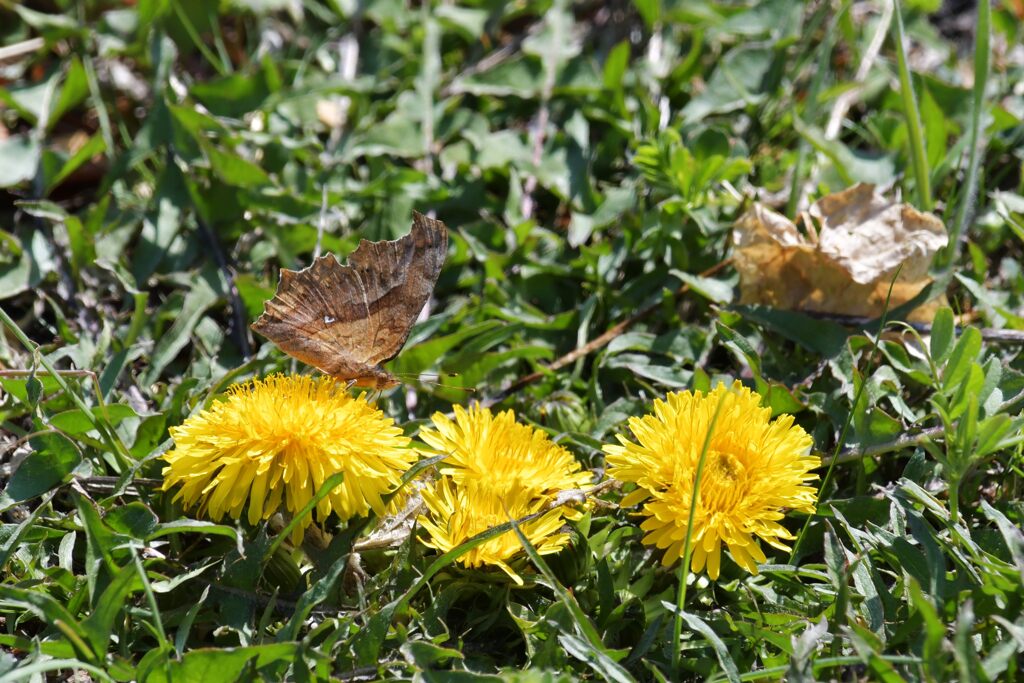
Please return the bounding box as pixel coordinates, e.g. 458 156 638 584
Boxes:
252 212 448 388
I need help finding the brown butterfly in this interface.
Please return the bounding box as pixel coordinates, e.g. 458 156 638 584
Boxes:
251 212 448 389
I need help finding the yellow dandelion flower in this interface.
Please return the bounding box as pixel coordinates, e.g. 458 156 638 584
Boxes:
419 404 592 498
161 375 414 542
418 477 571 584
417 405 592 583
603 381 820 580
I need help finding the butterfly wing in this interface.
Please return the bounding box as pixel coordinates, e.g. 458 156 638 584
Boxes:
251 212 448 381
345 212 449 365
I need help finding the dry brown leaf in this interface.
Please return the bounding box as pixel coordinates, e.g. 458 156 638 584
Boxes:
733 183 947 322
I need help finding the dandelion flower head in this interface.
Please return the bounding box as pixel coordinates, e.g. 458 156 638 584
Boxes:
418 405 592 583
603 381 819 580
162 375 414 542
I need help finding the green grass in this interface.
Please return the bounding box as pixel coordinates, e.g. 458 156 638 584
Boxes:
2 1 1024 681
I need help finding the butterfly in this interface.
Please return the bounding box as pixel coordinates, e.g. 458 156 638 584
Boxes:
251 212 448 388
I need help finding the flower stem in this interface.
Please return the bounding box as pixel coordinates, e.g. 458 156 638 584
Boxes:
671 390 728 678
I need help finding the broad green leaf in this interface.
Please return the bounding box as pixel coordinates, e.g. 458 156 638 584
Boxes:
190 72 271 117
733 305 849 357
138 643 299 683
0 136 40 188
714 0 802 39
451 57 544 98
681 46 774 124
5 434 81 502
203 143 272 187
12 5 82 36
49 404 138 435
671 269 733 304
435 5 487 37
105 503 159 538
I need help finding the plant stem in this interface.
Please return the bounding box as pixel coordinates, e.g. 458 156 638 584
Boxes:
948 475 960 525
671 390 727 679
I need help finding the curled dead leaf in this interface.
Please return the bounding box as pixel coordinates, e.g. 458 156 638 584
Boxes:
733 183 948 322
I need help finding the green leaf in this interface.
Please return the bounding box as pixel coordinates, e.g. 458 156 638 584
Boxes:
671 270 733 304
603 41 631 92
44 134 104 196
190 72 271 117
848 622 908 683
6 434 81 502
142 273 220 385
133 163 190 283
793 116 897 186
390 321 505 378
715 321 763 383
48 56 90 129
953 601 989 683
974 414 1016 458
203 143 272 188
891 0 932 211
105 503 159 538
907 579 948 680
0 135 40 188
138 643 299 683
955 274 1024 328
715 0 802 39
0 586 95 662
12 5 82 37
80 563 141 660
929 307 955 363
49 404 138 435
942 326 982 392
605 354 692 388
435 5 487 37
681 46 774 124
672 609 742 683
523 0 580 72
451 57 544 98
980 501 1024 580
733 305 849 357
147 520 242 545
0 70 56 124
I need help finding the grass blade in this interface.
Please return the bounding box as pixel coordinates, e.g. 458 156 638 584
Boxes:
937 0 991 269
891 0 932 211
